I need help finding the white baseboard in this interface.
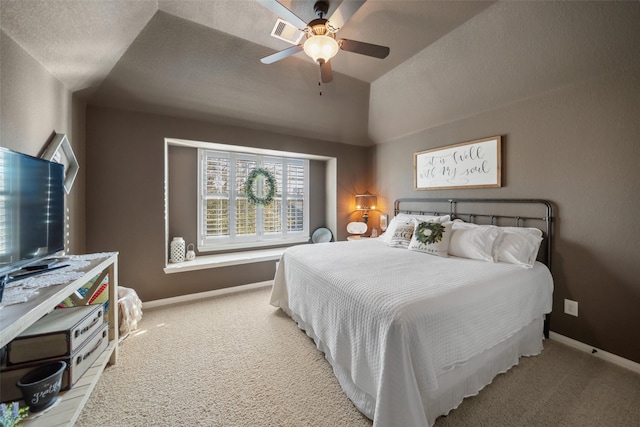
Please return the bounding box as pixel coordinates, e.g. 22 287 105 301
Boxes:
142 281 272 309
549 332 640 375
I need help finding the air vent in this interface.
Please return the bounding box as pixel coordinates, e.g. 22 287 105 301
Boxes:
270 18 305 45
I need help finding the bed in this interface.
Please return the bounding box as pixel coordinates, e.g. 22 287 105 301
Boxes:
270 198 554 426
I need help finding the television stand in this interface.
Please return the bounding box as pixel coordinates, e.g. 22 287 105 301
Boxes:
0 252 119 426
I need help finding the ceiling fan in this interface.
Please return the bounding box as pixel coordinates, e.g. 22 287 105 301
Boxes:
258 0 390 85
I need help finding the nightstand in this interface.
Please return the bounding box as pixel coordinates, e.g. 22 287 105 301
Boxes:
347 236 371 241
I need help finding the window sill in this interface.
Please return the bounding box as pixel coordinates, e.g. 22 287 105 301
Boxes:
197 236 309 253
163 247 286 274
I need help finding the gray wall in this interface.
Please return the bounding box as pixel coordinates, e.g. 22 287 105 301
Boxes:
0 30 85 255
369 1 640 365
373 67 640 364
85 106 370 302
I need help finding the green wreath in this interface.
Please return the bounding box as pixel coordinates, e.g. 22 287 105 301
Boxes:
245 167 277 206
415 222 446 245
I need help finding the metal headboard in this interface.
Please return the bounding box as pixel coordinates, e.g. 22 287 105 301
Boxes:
394 198 554 269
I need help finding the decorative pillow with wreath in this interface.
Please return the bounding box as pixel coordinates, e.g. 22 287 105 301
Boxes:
408 220 453 257
379 214 450 244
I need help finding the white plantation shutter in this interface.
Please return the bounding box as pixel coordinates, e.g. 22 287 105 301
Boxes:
287 160 305 232
198 149 308 250
262 158 283 235
203 152 230 237
234 157 257 236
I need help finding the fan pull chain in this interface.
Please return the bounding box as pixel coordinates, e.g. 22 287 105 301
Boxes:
318 66 322 96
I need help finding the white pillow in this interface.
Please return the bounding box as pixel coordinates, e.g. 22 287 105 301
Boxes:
380 213 450 243
396 213 451 223
495 227 543 268
407 220 453 257
449 221 501 262
379 216 404 243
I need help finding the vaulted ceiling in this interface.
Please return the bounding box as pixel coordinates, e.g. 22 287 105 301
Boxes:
0 0 494 145
2 1 638 146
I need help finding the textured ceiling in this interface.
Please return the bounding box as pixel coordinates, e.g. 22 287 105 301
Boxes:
89 10 373 144
0 1 494 89
0 0 157 93
369 1 640 143
159 0 494 83
2 1 638 146
0 0 494 145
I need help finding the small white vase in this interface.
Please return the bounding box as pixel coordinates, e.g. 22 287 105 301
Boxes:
185 243 196 261
170 237 185 263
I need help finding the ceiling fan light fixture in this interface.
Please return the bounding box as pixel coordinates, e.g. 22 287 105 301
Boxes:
303 35 339 63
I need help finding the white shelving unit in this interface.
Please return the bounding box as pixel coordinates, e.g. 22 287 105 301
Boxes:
0 253 119 426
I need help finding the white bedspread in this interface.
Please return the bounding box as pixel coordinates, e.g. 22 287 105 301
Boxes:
270 239 553 427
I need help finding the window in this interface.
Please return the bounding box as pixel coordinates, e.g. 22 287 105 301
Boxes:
198 149 309 251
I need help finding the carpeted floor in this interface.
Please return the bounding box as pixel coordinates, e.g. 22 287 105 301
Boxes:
76 286 640 426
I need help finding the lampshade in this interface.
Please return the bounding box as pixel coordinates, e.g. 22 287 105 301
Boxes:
355 192 377 211
303 35 339 63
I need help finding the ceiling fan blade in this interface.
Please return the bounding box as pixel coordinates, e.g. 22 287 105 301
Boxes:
338 39 390 59
320 60 333 83
327 0 366 30
256 0 307 29
260 45 304 64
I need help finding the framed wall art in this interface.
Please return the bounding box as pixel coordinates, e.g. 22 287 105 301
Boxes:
414 136 501 190
41 133 79 194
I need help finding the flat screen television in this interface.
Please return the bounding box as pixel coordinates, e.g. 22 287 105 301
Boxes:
0 147 65 280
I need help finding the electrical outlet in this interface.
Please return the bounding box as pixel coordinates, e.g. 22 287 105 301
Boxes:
564 299 578 317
